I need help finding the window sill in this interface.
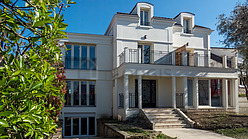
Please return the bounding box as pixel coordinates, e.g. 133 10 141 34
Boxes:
138 25 153 29
180 33 194 36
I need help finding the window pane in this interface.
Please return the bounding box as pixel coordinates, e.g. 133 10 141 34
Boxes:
143 45 150 64
65 81 71 106
211 79 222 106
73 81 79 105
81 81 87 105
89 117 95 135
199 80 209 105
140 11 143 25
74 45 80 69
65 45 71 69
144 11 148 26
89 46 96 70
65 117 71 136
73 118 79 135
187 79 193 106
81 46 87 69
89 82 95 106
81 118 87 135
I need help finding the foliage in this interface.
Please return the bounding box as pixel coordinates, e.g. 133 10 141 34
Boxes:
216 0 248 100
0 0 75 138
216 128 248 139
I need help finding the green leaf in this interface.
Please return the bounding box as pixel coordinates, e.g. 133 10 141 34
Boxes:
0 135 8 139
12 70 21 76
0 111 12 117
0 119 9 127
24 131 32 138
30 81 42 90
0 105 4 111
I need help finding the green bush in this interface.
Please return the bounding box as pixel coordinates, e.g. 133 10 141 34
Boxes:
0 0 75 138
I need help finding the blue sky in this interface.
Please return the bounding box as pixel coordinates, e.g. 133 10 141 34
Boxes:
62 0 245 47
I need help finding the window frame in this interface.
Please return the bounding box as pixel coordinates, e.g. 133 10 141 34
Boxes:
63 114 96 138
64 80 96 107
140 10 149 26
183 18 191 34
65 44 96 70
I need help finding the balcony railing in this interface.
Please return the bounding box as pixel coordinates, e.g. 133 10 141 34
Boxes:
118 93 138 108
64 56 96 70
118 48 209 67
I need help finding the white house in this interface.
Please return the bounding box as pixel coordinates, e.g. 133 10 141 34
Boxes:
59 2 239 138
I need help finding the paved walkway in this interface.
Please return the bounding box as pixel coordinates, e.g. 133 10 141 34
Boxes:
155 128 234 139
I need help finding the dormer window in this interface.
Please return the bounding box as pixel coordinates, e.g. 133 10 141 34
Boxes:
183 19 189 33
140 10 149 26
183 19 191 33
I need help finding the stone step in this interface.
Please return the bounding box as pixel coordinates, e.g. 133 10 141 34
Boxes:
239 103 248 107
146 113 178 116
149 115 180 119
154 123 188 129
144 109 175 113
153 119 186 124
145 111 176 114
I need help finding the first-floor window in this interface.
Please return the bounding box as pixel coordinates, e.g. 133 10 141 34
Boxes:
64 116 95 137
65 81 96 106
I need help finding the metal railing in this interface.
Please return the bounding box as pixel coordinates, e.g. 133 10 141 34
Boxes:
119 93 124 108
118 48 209 67
176 93 184 108
64 56 96 70
118 93 138 108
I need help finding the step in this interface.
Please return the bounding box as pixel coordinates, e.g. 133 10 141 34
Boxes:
152 118 185 123
148 115 180 119
146 113 178 116
143 109 174 113
145 111 176 115
153 120 186 124
154 123 188 129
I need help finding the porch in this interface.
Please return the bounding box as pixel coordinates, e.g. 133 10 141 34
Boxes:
113 73 239 120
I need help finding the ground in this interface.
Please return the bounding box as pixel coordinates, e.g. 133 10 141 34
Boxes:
185 111 248 139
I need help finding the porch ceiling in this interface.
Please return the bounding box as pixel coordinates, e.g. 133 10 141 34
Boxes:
113 63 238 79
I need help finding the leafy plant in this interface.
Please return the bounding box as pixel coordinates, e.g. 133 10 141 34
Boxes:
0 0 75 138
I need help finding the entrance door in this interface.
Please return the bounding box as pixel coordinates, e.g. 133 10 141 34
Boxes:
135 80 156 108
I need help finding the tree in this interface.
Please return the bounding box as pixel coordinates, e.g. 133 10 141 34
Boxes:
0 0 75 138
216 0 248 100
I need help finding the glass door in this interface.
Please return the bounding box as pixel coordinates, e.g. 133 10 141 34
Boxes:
139 45 150 64
198 80 209 106
142 80 156 108
187 79 193 106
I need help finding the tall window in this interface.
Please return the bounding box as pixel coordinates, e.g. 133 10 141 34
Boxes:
183 19 190 33
65 45 96 70
140 10 149 26
138 44 151 64
65 81 95 106
64 116 95 137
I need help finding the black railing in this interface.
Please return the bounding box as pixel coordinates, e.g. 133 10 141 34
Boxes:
119 93 124 108
64 56 96 70
129 93 138 108
176 93 184 108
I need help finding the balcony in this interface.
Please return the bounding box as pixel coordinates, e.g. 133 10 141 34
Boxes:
64 56 96 70
118 48 209 67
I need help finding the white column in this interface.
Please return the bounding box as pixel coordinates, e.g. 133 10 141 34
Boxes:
124 75 129 114
193 78 199 109
138 76 142 109
113 78 118 119
222 79 228 109
172 77 176 109
194 52 199 67
233 78 239 113
124 47 129 63
222 55 227 68
138 48 142 64
231 56 238 69
184 77 188 109
172 51 176 65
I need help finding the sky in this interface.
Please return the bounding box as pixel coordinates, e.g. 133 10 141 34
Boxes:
62 0 246 47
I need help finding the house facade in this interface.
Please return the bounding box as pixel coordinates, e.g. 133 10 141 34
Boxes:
59 2 239 138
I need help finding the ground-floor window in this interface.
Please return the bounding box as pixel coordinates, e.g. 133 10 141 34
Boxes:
211 79 222 107
63 115 96 137
199 80 209 106
64 80 95 106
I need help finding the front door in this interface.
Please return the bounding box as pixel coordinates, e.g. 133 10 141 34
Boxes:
135 80 156 108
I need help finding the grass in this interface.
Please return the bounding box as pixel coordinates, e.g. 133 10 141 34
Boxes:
215 128 248 139
118 125 175 138
239 94 247 97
